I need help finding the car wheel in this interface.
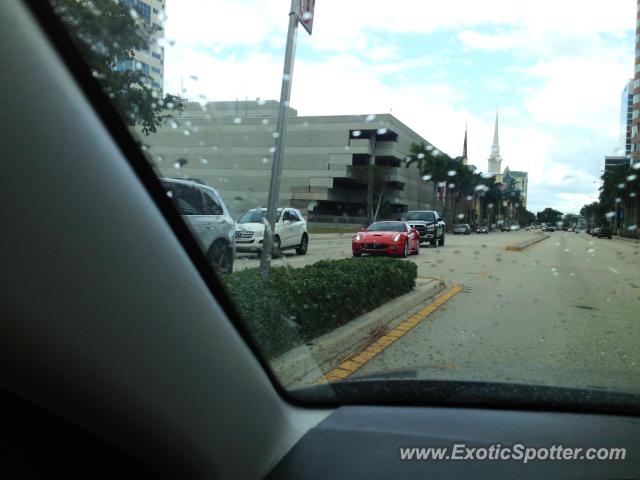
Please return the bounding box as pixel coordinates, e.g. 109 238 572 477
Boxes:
296 234 308 255
208 241 233 274
353 252 362 257
438 233 445 246
401 239 409 258
272 236 281 259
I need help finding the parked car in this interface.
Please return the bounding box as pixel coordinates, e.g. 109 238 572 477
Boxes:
510 225 521 231
404 210 446 247
590 227 601 236
597 225 613 239
235 207 308 257
500 224 510 232
161 178 236 273
475 225 489 234
352 221 420 257
453 223 472 235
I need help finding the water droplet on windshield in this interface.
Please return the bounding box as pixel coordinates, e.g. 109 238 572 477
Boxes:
417 153 425 159
365 114 376 122
261 157 269 163
183 130 190 136
377 128 388 135
269 146 276 153
605 211 615 219
422 175 432 181
352 130 362 137
447 170 457 177
200 158 208 164
234 117 242 124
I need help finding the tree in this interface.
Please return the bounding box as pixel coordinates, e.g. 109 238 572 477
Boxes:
562 213 580 228
405 142 449 212
50 0 184 134
536 208 563 225
352 164 389 225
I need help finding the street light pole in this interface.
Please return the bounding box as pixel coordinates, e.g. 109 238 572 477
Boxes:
260 0 299 277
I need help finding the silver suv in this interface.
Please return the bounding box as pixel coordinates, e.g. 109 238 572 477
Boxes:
161 178 236 273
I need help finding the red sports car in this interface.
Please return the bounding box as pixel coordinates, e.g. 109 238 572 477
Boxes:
352 221 420 257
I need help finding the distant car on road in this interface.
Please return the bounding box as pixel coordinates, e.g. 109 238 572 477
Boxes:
475 225 489 234
352 221 420 258
500 224 510 232
235 207 308 257
453 223 472 235
510 225 521 231
161 177 236 274
404 210 446 247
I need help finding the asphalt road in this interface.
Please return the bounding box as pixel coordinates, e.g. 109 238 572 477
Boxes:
236 231 640 393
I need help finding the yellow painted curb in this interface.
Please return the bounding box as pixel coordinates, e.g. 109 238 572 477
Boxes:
319 284 464 383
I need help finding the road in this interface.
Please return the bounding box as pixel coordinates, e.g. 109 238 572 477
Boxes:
236 231 640 393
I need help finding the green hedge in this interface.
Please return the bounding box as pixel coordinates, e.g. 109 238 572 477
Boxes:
222 257 417 358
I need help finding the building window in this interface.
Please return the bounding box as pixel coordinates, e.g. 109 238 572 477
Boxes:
151 66 161 74
152 52 162 60
122 0 151 23
152 81 161 89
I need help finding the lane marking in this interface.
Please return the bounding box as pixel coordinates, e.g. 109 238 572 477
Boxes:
319 284 464 383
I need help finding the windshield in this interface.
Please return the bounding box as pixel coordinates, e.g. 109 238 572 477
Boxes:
50 0 640 410
406 212 436 222
367 222 406 232
237 209 281 224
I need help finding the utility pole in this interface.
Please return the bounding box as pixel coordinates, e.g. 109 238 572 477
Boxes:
260 0 314 276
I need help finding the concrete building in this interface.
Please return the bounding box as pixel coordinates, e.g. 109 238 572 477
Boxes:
630 0 640 166
502 167 528 210
620 79 633 156
604 155 632 172
115 0 165 91
142 101 440 223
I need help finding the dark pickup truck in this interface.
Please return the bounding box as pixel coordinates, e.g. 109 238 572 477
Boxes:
404 210 446 247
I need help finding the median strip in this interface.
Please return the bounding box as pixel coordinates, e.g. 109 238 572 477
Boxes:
505 233 549 251
320 284 464 383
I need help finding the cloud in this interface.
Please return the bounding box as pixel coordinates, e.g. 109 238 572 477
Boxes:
159 0 636 214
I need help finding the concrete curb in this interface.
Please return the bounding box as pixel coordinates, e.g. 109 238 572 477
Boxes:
271 278 446 388
505 233 549 251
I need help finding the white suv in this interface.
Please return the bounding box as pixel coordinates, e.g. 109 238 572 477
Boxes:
235 207 308 257
161 178 236 273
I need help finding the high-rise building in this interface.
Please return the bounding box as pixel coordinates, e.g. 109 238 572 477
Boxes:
630 0 640 165
487 110 502 176
115 0 165 92
620 79 633 156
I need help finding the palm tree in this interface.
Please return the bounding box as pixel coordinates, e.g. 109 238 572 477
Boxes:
405 142 449 211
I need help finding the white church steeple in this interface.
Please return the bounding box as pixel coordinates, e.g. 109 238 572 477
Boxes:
488 109 502 174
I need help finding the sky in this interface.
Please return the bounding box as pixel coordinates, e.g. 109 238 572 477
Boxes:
161 0 636 214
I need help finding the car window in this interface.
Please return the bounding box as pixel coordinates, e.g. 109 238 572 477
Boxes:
202 190 224 216
49 0 640 410
289 210 300 222
165 183 204 216
406 212 436 222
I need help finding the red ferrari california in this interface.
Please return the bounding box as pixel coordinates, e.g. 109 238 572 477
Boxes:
352 221 420 257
